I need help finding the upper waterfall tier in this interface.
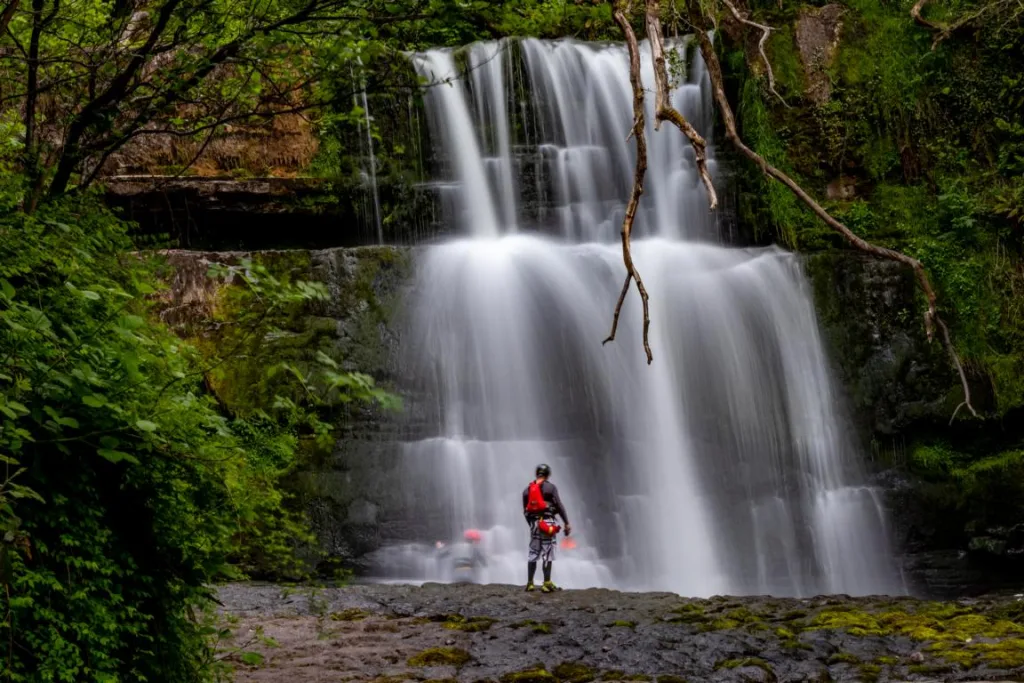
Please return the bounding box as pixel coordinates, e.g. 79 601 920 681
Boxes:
412 37 721 242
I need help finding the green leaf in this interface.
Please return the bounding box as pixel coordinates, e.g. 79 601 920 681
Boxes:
82 394 107 408
240 652 265 666
315 350 339 369
0 279 14 300
79 290 101 301
97 449 139 465
135 419 158 432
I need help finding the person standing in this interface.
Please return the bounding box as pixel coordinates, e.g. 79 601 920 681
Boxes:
522 463 571 592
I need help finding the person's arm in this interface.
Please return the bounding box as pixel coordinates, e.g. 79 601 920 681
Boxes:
523 486 531 524
548 482 570 527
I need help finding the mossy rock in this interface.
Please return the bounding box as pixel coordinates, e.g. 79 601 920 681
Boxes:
510 619 553 634
440 614 496 632
665 603 706 624
608 620 637 629
500 667 557 683
553 662 596 683
857 664 881 683
714 658 776 682
408 647 472 667
655 676 687 683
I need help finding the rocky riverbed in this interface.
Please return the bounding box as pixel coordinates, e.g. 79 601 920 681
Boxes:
215 582 1024 682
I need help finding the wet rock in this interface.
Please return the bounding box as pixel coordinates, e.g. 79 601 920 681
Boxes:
216 583 1024 683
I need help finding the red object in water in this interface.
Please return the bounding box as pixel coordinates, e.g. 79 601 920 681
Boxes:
561 537 577 549
464 529 482 542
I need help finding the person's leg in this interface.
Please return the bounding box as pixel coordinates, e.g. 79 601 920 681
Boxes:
540 537 558 591
527 529 540 590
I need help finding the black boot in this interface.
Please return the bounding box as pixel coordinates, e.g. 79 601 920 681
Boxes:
526 561 537 591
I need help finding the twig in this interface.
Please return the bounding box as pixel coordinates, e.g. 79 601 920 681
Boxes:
644 0 718 209
604 1 653 364
687 6 977 420
720 0 789 107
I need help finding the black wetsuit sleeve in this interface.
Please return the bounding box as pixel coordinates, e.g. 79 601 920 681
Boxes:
523 485 531 523
546 481 569 524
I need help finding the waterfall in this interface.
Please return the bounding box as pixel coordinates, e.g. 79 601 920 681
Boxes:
374 38 905 597
360 85 384 244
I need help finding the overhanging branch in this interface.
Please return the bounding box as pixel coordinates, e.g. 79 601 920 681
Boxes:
686 6 976 418
603 1 653 364
645 0 717 209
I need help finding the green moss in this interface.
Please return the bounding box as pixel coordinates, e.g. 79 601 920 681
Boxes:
826 652 859 665
620 675 651 682
857 664 881 683
407 647 472 667
599 671 624 681
700 607 767 632
500 668 557 683
510 619 553 635
874 655 899 666
609 620 637 629
808 609 885 637
666 603 706 624
441 614 496 632
331 608 370 621
553 662 596 683
714 657 774 678
655 676 687 683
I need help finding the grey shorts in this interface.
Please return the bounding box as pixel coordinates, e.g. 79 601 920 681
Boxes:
528 521 556 563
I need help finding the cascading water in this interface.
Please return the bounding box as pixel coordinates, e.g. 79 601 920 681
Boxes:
372 38 905 597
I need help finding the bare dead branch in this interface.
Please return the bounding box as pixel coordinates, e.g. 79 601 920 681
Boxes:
720 0 789 107
604 1 653 364
644 0 718 210
687 11 977 419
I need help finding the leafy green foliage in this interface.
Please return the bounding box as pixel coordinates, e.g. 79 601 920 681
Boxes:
0 196 396 680
731 0 1024 413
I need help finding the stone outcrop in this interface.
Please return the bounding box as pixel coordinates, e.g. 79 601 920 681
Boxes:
804 251 957 439
107 176 445 250
795 4 846 105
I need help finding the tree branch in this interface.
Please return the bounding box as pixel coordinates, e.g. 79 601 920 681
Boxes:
720 0 788 107
644 0 717 209
687 8 977 419
911 0 1015 49
0 0 19 36
604 1 653 364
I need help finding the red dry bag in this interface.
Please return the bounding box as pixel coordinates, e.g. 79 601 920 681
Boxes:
525 480 548 514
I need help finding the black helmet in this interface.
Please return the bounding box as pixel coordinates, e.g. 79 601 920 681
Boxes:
535 463 551 478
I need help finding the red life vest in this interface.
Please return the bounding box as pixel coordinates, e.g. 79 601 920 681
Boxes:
525 480 548 514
